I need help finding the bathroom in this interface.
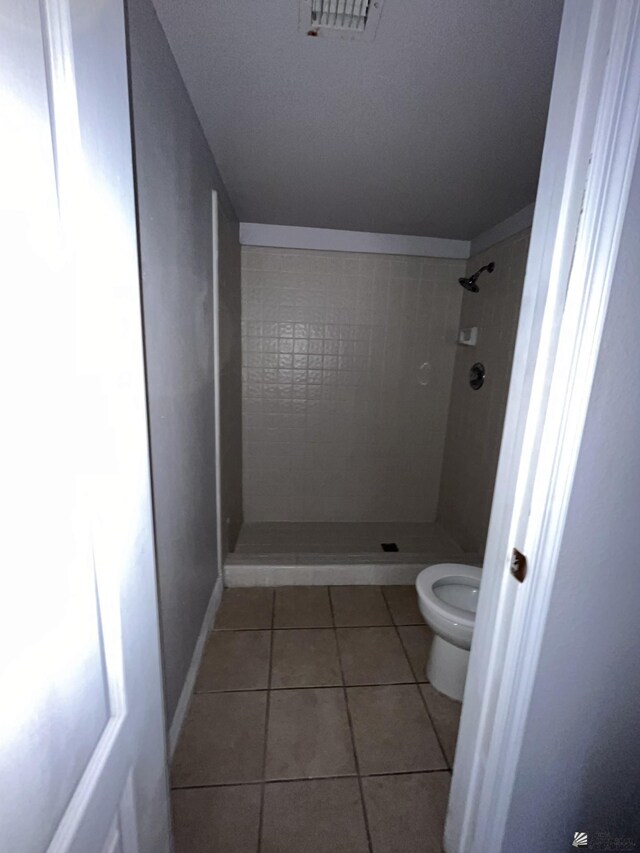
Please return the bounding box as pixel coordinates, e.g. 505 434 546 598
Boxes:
171 237 533 850
134 0 556 849
9 1 640 850
133 0 554 846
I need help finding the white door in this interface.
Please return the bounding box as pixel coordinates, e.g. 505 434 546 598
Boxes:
447 2 640 850
0 1 170 851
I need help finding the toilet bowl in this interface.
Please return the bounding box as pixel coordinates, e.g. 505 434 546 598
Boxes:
415 563 482 701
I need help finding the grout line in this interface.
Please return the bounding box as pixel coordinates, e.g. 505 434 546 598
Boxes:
380 588 420 687
179 584 452 846
194 679 425 695
213 624 340 632
171 767 452 792
416 683 451 771
330 590 374 853
256 589 275 853
380 591 452 771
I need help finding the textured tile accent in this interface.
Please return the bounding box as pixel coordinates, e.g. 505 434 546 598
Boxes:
362 772 451 853
195 630 270 692
265 688 356 780
274 586 333 627
214 587 273 629
171 692 267 786
271 629 341 688
261 778 369 853
420 683 462 766
330 586 392 627
382 585 423 625
397 624 433 682
347 684 447 775
337 627 414 685
171 785 261 853
241 247 464 522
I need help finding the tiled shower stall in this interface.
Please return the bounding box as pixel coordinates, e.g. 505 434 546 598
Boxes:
241 247 465 522
232 232 530 579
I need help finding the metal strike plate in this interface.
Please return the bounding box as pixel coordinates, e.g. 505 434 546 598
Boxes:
511 548 527 583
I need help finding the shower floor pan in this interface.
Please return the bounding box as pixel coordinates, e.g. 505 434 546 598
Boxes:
225 522 481 587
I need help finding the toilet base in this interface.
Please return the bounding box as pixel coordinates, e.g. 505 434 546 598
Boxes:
426 635 470 702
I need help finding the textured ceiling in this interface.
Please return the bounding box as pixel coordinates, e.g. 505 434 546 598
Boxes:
150 0 563 239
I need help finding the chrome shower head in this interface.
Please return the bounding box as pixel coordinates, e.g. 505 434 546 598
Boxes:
458 261 495 293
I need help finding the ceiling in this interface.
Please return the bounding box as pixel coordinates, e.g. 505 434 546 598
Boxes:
150 0 564 240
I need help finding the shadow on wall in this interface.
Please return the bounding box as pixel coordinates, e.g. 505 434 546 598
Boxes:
437 228 531 555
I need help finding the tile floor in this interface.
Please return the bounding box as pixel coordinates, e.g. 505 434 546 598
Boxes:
171 585 462 853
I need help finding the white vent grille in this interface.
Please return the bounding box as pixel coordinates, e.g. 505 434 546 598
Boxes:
311 0 371 33
300 0 383 41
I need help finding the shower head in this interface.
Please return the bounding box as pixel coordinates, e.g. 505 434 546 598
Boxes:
458 261 495 293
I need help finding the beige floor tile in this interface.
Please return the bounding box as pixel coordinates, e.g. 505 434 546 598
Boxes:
398 624 433 681
195 630 271 692
172 784 261 853
362 772 451 853
420 683 462 766
271 629 341 688
330 586 392 627
172 692 267 786
337 627 414 685
265 688 356 780
214 588 273 629
261 778 369 853
274 586 333 628
382 586 423 625
347 684 447 775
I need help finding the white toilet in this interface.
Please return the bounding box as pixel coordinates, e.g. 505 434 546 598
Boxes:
415 563 482 701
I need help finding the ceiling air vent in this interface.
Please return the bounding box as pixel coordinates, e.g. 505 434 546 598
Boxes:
300 0 384 42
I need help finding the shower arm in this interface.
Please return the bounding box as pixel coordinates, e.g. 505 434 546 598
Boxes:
458 261 495 292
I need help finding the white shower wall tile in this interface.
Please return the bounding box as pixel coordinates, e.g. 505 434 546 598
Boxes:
241 247 465 522
437 229 530 553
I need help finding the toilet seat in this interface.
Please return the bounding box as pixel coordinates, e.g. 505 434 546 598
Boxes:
415 563 482 700
416 563 481 631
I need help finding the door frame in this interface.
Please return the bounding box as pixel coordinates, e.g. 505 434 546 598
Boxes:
446 2 640 850
212 191 224 580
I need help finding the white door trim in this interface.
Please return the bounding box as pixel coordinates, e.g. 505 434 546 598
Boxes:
212 191 224 581
446 3 640 851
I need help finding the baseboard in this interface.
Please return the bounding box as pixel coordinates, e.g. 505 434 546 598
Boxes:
168 574 223 758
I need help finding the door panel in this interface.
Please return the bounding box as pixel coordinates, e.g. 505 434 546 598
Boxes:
0 1 170 851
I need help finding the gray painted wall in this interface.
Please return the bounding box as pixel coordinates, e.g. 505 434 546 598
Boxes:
438 230 530 553
127 0 242 722
502 152 640 849
241 247 464 522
